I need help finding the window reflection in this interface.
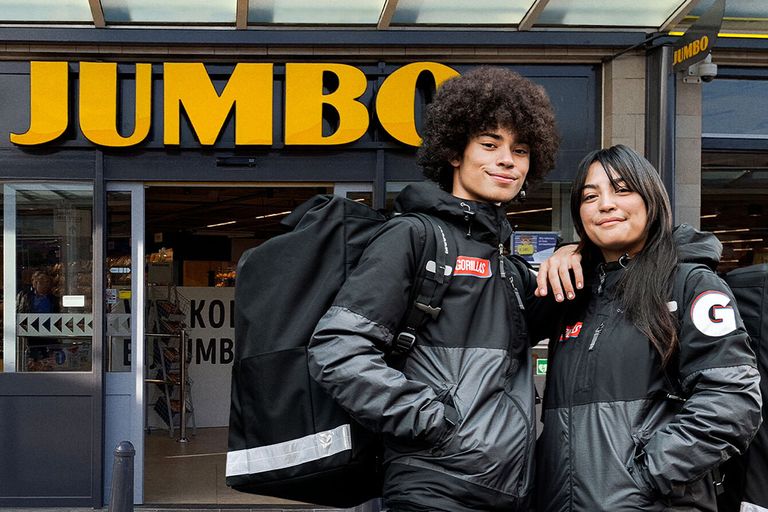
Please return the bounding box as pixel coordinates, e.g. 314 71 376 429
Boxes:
9 184 94 372
106 192 132 372
701 152 768 273
0 0 92 22
703 79 768 138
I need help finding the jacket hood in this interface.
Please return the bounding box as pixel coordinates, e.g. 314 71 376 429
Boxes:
393 181 513 245
673 223 722 269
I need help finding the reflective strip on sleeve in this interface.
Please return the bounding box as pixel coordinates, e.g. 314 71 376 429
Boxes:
226 423 352 477
741 503 768 512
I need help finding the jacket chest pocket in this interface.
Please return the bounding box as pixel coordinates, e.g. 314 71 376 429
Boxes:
575 312 612 393
502 260 529 348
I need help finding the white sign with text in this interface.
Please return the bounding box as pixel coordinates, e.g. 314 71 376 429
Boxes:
147 286 235 429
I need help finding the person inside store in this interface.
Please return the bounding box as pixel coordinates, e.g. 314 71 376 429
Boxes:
17 269 61 367
534 144 762 511
307 66 569 512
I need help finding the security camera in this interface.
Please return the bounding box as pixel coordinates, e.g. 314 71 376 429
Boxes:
684 54 717 84
698 54 718 82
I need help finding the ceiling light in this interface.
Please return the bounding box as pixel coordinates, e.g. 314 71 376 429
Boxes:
254 210 292 220
713 228 750 234
700 214 718 219
205 220 237 228
720 238 764 244
507 207 553 216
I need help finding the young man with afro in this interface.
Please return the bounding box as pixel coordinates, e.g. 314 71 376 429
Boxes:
308 66 564 511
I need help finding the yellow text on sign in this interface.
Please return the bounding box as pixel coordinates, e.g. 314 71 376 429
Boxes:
11 61 458 148
673 35 710 67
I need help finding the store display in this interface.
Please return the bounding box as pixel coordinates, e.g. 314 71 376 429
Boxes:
214 268 236 287
146 284 196 438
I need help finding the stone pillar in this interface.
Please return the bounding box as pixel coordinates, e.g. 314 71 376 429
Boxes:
674 76 703 228
603 54 646 152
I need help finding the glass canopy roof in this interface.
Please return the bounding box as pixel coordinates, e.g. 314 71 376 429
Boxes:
390 0 532 25
0 0 766 34
101 0 236 23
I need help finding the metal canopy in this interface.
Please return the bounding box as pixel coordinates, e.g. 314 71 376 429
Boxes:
0 0 766 36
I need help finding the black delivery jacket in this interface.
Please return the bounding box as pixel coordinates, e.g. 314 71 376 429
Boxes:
536 226 763 512
308 182 549 512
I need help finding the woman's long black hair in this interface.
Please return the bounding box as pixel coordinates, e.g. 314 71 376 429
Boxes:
571 144 679 367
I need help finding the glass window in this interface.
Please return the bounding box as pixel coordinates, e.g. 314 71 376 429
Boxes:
249 0 383 24
701 152 768 273
3 183 93 372
703 79 768 138
0 0 92 22
508 182 573 266
391 0 530 25
691 0 768 18
106 192 132 372
101 0 236 23
537 0 685 27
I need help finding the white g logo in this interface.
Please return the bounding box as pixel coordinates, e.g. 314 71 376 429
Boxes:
690 291 737 337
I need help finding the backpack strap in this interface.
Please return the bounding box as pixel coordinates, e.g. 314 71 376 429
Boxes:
391 214 455 356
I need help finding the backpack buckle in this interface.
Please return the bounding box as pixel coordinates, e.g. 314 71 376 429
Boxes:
415 302 441 320
393 332 417 355
712 466 725 495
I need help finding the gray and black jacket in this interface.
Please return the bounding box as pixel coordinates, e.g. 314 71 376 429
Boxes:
308 182 546 512
535 225 763 512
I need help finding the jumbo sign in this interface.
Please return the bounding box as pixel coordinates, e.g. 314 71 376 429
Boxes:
10 61 459 148
672 35 710 68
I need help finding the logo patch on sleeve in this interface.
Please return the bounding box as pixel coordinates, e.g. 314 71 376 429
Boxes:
453 256 492 278
690 290 737 337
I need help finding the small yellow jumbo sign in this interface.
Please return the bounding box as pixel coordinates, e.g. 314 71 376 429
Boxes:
672 35 710 68
10 61 459 148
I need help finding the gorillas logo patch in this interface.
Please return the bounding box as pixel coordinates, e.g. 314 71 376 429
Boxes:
690 291 737 337
559 322 583 341
453 256 492 278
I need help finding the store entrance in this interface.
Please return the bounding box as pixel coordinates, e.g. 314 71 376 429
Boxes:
141 184 339 506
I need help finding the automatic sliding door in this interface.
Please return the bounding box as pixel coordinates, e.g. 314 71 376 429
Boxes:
104 183 145 504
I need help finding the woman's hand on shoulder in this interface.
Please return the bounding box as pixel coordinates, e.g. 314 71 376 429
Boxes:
535 244 583 302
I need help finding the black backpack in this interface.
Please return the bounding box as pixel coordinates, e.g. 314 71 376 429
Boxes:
225 194 454 508
717 264 768 512
670 263 765 504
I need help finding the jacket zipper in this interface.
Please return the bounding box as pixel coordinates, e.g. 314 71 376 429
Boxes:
588 321 604 351
499 246 533 494
597 264 607 295
499 243 506 278
500 244 525 310
505 391 534 494
567 311 604 505
460 202 474 239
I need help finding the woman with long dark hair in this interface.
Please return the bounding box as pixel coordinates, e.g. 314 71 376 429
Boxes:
535 144 762 511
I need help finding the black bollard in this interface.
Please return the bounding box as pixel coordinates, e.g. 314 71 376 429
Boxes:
108 441 135 512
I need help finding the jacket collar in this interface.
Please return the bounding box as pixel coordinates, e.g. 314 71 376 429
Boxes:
394 182 513 245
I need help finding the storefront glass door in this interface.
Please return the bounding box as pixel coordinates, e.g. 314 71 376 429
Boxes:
0 181 102 507
104 183 145 503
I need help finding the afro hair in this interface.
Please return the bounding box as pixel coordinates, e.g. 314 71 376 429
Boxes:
417 66 560 192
